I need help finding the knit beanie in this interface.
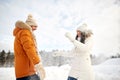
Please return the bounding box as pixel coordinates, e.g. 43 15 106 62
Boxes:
25 14 38 27
76 23 88 32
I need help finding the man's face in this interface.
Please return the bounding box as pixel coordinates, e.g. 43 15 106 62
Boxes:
31 26 37 31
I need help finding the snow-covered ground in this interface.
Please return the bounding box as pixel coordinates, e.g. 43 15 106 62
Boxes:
94 58 120 80
0 58 120 80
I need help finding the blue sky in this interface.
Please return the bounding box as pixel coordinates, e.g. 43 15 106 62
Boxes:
0 0 120 56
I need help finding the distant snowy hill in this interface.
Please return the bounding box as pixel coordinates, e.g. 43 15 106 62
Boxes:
0 58 120 80
94 58 120 80
99 58 120 65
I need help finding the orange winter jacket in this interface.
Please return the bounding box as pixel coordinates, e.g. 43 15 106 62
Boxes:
13 21 40 78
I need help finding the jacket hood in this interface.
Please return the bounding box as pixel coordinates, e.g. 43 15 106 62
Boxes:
13 20 32 36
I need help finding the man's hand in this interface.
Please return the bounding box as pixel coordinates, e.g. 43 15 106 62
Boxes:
35 62 46 80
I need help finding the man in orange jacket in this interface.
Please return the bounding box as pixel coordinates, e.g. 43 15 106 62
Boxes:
13 14 45 80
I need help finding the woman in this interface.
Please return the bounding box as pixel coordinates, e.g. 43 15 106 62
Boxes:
65 23 95 80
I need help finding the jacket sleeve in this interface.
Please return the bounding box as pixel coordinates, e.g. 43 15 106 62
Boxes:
65 33 93 52
72 37 93 52
20 30 40 65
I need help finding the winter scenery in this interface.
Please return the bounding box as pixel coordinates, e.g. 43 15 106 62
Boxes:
0 0 120 80
0 51 120 80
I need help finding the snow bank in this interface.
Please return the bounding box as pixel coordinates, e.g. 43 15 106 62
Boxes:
44 64 70 80
0 58 120 80
0 67 15 80
94 58 120 80
0 64 71 80
99 58 120 65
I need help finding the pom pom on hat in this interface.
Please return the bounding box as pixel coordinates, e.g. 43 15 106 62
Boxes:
25 14 38 27
28 14 33 19
76 23 88 32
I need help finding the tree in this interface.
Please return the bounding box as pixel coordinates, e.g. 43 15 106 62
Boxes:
0 50 6 66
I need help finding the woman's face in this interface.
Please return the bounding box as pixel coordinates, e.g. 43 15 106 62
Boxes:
76 30 81 37
31 26 37 31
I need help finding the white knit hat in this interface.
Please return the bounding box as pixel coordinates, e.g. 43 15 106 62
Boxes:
25 14 38 27
76 23 88 32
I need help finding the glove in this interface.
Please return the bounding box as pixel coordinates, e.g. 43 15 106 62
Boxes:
65 32 74 42
35 62 46 80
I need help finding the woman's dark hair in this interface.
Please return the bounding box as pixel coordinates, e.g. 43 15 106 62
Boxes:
75 30 93 44
75 32 86 44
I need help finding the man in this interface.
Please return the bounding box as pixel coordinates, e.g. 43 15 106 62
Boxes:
13 14 45 80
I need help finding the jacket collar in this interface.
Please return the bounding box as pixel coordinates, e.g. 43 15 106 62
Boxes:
15 20 32 32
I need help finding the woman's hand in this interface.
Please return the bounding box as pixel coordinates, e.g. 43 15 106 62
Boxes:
65 32 74 42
